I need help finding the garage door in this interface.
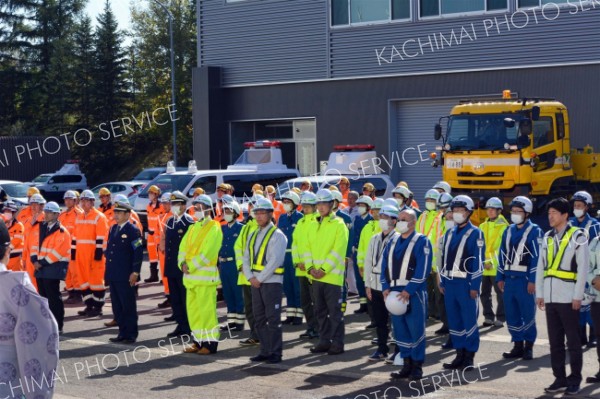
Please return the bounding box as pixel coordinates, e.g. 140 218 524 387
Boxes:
392 99 458 205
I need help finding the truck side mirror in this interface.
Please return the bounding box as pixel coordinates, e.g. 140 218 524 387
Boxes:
531 106 541 121
434 124 442 141
503 118 516 128
519 119 532 135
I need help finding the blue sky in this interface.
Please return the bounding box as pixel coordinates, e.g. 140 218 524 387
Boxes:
85 0 134 31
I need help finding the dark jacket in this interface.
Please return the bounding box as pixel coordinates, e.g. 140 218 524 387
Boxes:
105 221 144 282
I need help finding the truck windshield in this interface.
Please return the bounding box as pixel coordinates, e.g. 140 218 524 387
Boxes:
446 113 523 151
138 174 195 198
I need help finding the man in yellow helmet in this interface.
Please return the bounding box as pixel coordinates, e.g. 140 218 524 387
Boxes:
145 185 165 283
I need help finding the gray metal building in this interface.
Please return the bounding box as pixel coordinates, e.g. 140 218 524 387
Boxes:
192 0 600 201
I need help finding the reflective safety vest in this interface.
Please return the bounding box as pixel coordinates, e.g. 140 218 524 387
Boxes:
386 233 421 287
544 226 579 281
235 219 258 285
504 225 534 273
249 225 283 275
442 228 474 279
179 218 223 286
292 213 317 277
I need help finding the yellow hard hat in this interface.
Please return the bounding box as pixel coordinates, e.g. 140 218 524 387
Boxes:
252 183 264 192
148 185 161 195
363 182 375 192
397 181 408 188
193 187 205 196
338 177 350 185
27 187 40 197
254 189 264 196
329 185 340 192
266 185 276 194
291 187 301 195
99 187 111 196
217 183 229 192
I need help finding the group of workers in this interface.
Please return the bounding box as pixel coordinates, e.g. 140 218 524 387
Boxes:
2 177 600 397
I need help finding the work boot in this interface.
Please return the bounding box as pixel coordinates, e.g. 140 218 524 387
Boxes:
354 303 368 314
522 341 534 360
390 357 412 379
144 264 159 283
503 341 524 359
462 351 475 371
443 349 465 369
410 361 424 381
441 336 453 349
157 296 171 309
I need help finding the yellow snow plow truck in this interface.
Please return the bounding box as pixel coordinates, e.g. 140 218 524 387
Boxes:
431 90 599 223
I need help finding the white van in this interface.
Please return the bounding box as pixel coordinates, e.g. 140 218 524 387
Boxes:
133 141 300 221
27 161 88 202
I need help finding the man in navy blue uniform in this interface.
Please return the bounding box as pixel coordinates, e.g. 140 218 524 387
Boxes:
278 191 304 325
382 208 432 381
219 200 245 332
105 200 143 344
439 195 484 371
352 195 374 314
496 196 542 360
163 191 196 338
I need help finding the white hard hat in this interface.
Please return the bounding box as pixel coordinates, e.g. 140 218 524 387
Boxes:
485 197 503 210
223 200 241 215
192 194 212 208
330 190 343 204
380 204 400 219
253 197 274 212
43 201 60 213
80 190 95 200
315 189 334 203
433 181 452 194
114 194 128 203
385 293 409 316
438 193 453 209
63 190 77 200
372 197 384 210
29 193 46 204
356 195 374 208
425 189 441 202
572 191 593 207
301 192 318 206
392 186 411 198
509 196 533 214
383 198 399 209
450 195 475 212
281 191 301 206
160 192 172 203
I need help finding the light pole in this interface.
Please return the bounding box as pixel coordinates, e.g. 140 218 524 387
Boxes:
151 0 177 166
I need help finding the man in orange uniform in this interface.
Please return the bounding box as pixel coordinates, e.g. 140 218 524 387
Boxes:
23 193 46 289
60 190 83 304
214 183 230 222
16 186 40 226
157 192 173 311
3 201 24 271
74 190 109 317
338 177 351 207
33 201 71 333
98 187 115 226
145 185 164 283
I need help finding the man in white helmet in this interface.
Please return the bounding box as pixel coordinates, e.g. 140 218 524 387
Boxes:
243 197 287 363
439 195 485 371
496 196 542 360
570 191 600 347
480 197 508 328
306 189 349 355
60 190 83 304
382 208 432 380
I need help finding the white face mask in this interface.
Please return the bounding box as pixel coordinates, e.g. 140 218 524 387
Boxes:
445 220 455 230
195 211 205 220
453 212 467 225
283 203 294 213
425 202 437 211
378 219 391 232
396 221 409 234
510 213 524 225
171 205 182 215
224 214 234 223
358 206 368 216
573 209 585 218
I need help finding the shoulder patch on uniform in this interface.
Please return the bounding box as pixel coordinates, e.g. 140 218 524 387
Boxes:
537 237 543 245
477 239 484 248
132 238 143 250
424 246 431 255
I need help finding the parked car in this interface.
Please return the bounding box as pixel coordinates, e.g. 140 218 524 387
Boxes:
91 181 146 207
131 166 186 183
0 180 30 208
276 174 395 199
27 161 88 202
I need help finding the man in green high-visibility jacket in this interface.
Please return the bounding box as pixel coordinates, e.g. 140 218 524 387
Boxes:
306 189 349 355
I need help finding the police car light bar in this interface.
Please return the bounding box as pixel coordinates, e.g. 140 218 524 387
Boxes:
333 144 375 152
244 140 281 149
65 159 80 164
